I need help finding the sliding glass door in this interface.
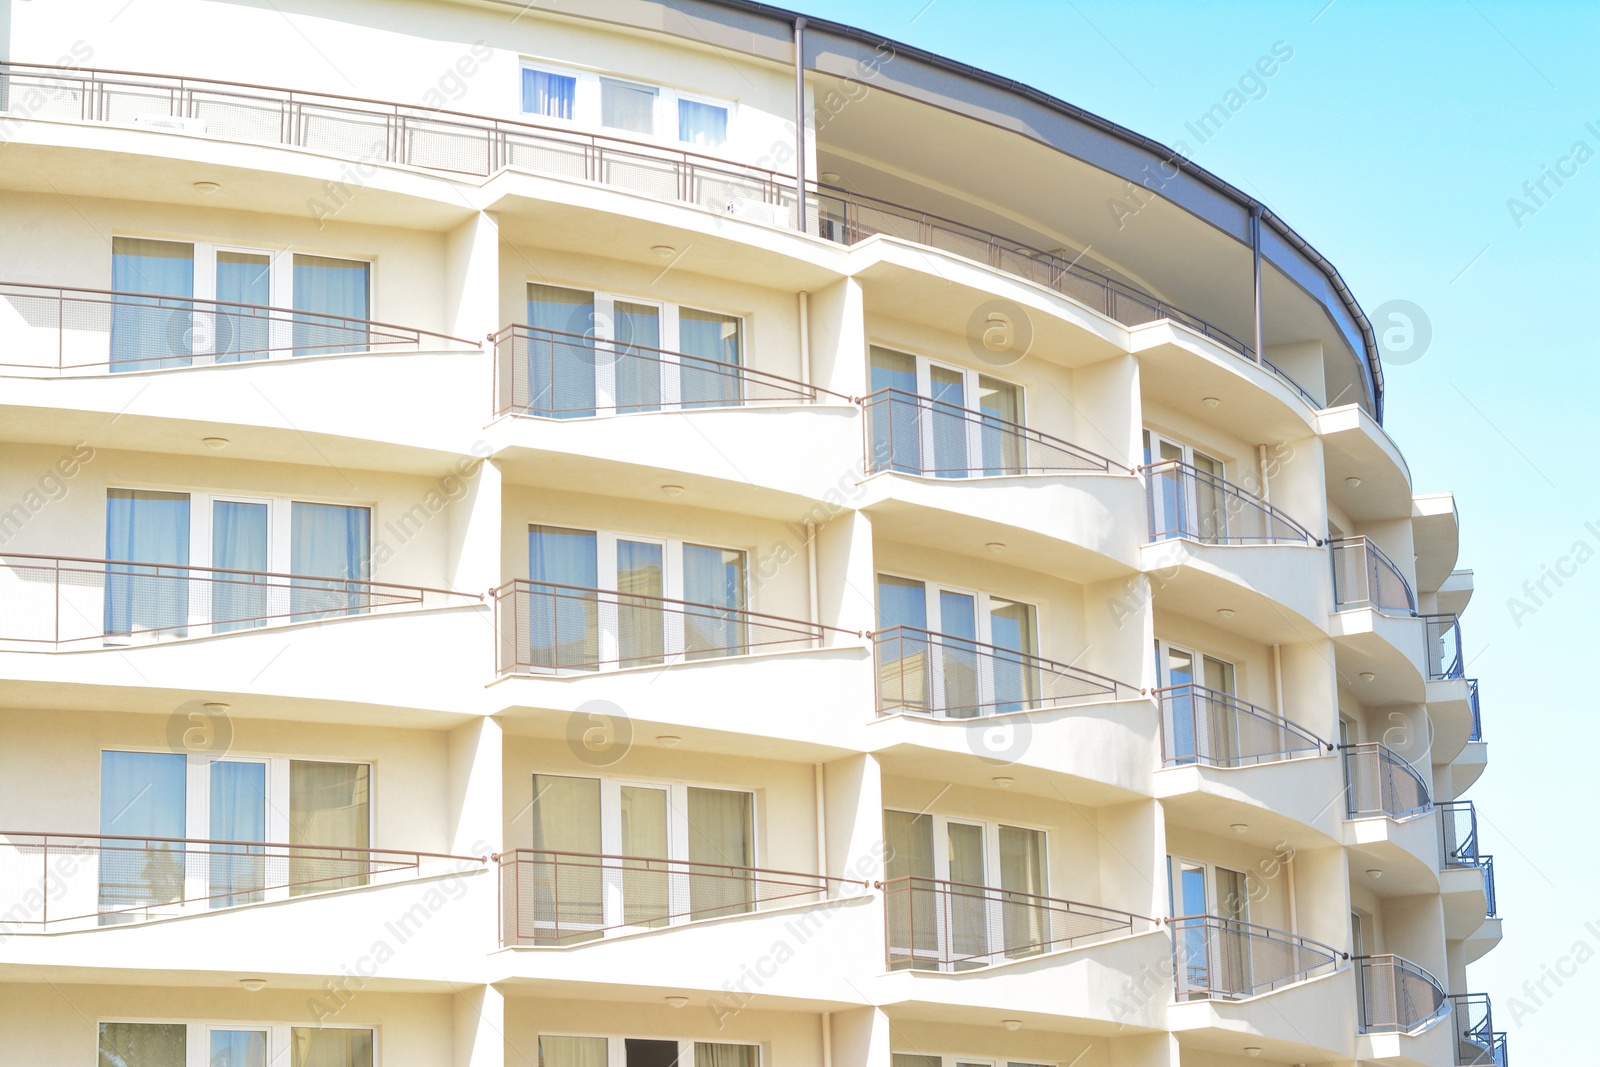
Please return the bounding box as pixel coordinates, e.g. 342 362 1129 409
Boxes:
104 489 190 637
110 237 195 371
291 254 369 357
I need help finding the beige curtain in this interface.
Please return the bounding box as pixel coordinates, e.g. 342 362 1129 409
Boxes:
620 784 670 927
288 761 369 895
531 775 603 937
290 1027 373 1067
687 787 753 919
538 1035 607 1067
999 824 1047 957
695 1043 759 1067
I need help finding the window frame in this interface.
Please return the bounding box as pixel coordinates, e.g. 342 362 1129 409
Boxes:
874 570 1039 650
96 1019 378 1066
516 59 736 149
536 1033 763 1066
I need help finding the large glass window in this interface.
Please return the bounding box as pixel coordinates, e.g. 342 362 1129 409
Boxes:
289 760 371 895
522 68 577 119
677 98 728 147
291 254 369 357
874 574 1038 717
98 1022 187 1066
868 347 1024 477
110 237 195 372
600 78 657 134
290 502 371 619
104 489 191 637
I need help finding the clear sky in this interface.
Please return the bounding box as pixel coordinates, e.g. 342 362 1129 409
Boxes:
792 0 1599 1058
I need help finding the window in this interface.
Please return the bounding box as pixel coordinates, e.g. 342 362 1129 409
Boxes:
867 346 1024 477
884 810 1047 968
525 525 748 671
538 1035 760 1066
108 237 371 370
98 751 370 919
519 283 744 417
1143 429 1228 542
1167 855 1251 997
1154 639 1238 765
102 489 371 638
518 62 733 148
894 1058 1056 1067
97 1023 373 1066
875 573 1037 717
526 774 755 942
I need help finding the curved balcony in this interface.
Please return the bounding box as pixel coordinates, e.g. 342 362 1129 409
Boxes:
1345 743 1432 820
1144 461 1317 546
0 282 474 376
1332 536 1415 614
1424 613 1465 680
1156 685 1328 767
1329 537 1426 703
1449 993 1509 1066
871 625 1133 719
0 552 478 649
1170 915 1344 1000
863 388 1119 479
1356 954 1449 1035
0 61 1296 384
1440 801 1499 937
493 324 844 419
882 875 1155 971
0 831 482 933
496 849 851 947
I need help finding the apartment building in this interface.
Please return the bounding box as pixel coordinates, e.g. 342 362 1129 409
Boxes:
0 1 1504 1065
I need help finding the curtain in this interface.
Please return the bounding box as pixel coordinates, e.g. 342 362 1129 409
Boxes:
538 1035 607 1067
988 599 1036 713
978 375 1023 475
526 284 597 417
1164 646 1198 764
686 787 752 919
531 775 602 938
891 1058 940 1067
613 300 662 413
288 761 370 895
521 68 576 119
682 544 746 660
110 237 194 372
1203 655 1240 765
100 751 187 915
867 347 919 473
291 254 369 357
999 824 1046 957
210 761 267 907
695 1044 759 1067
883 810 936 964
1215 867 1252 993
290 1027 373 1067
600 79 655 134
678 99 728 147
210 1029 268 1067
936 590 978 717
211 500 269 632
98 1022 187 1066
528 525 598 670
1193 451 1227 543
945 822 988 960
214 251 272 362
615 539 665 668
678 308 741 408
104 489 190 637
620 785 670 927
928 366 968 478
875 575 929 712
290 502 370 619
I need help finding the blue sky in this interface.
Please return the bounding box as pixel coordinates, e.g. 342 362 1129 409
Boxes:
793 0 1599 1057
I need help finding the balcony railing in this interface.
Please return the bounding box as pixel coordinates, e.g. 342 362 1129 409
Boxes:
1357 954 1450 1034
883 875 1154 971
493 580 842 676
872 625 1130 718
0 831 482 931
1143 460 1316 545
1439 801 1480 868
1467 679 1484 741
1330 536 1415 613
0 553 477 648
1449 994 1508 1066
1424 613 1465 680
1155 684 1328 768
496 849 856 947
493 324 846 419
1481 855 1498 918
1170 915 1344 999
1344 742 1432 820
0 62 1309 400
862 388 1118 479
0 282 473 374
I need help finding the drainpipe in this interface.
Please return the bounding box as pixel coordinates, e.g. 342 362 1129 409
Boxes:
793 17 808 233
1272 643 1285 716
1286 852 1299 935
814 761 828 895
798 290 811 386
1250 205 1264 365
1257 443 1271 506
821 1011 833 1067
806 520 820 642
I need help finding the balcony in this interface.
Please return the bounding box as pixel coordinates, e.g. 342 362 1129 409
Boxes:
1332 536 1415 613
1329 537 1426 703
1468 679 1484 741
0 831 478 933
1424 613 1465 680
1356 954 1449 1034
1170 915 1344 999
1144 461 1317 546
1156 684 1328 769
882 875 1154 971
1345 743 1432 820
493 324 842 419
0 553 476 649
496 849 845 948
1440 801 1499 937
1449 993 1509 1066
0 282 472 376
863 388 1117 479
872 625 1131 719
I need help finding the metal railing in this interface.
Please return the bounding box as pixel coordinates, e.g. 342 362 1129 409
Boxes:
1467 679 1484 741
1330 536 1416 613
493 579 843 675
883 875 1154 971
0 831 483 930
1448 994 1508 1066
1439 801 1481 868
1170 915 1344 999
493 324 846 419
0 553 478 648
872 624 1130 718
1357 954 1450 1034
1143 460 1316 545
861 388 1117 478
0 62 1306 397
1481 855 1498 918
1344 742 1432 820
1424 613 1465 680
0 282 474 374
496 849 855 947
1155 684 1328 767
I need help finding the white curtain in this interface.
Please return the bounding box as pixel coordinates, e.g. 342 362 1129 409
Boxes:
291 254 369 357
613 300 662 413
209 760 267 906
110 236 194 371
616 539 665 668
522 69 576 119
290 1027 373 1067
288 761 370 895
289 502 370 619
211 500 269 632
98 1022 186 1066
600 79 655 133
677 99 728 147
104 488 190 636
678 308 741 408
210 1029 268 1067
214 250 272 361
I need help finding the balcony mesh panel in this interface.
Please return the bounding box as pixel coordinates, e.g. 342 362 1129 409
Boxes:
298 104 391 161
103 86 174 125
1359 955 1447 1033
404 117 489 174
190 91 284 142
1344 744 1431 818
1158 684 1324 767
873 626 1117 718
503 129 589 179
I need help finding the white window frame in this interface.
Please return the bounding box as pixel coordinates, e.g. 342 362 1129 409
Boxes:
1144 428 1229 541
1153 639 1236 693
872 345 1027 477
96 1020 378 1067
530 772 758 936
537 1033 762 1066
893 1056 1059 1067
517 59 735 148
876 572 1036 649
